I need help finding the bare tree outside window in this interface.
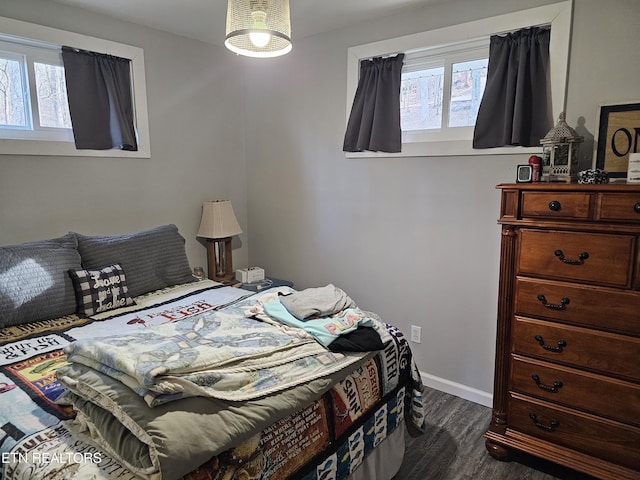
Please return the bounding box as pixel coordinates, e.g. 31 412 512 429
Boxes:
0 57 27 127
401 67 444 131
35 63 71 128
449 59 487 128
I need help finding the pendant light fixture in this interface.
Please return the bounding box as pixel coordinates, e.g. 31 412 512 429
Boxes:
225 0 292 58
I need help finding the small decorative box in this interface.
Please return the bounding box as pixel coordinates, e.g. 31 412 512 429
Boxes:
577 168 609 184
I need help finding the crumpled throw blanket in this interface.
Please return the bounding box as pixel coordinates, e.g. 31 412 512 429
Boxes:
280 283 355 319
263 301 385 349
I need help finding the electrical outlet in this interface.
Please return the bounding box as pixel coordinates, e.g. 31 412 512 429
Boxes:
411 325 422 343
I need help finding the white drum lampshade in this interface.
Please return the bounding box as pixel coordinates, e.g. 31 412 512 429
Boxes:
225 0 292 58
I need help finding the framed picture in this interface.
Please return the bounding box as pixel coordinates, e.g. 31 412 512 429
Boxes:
516 164 533 183
595 102 640 178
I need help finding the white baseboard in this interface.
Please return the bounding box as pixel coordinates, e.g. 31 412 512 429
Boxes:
419 371 493 408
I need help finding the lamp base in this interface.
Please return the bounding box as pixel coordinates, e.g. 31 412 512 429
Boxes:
206 237 235 282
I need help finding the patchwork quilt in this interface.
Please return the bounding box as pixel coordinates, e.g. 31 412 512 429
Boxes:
0 281 425 480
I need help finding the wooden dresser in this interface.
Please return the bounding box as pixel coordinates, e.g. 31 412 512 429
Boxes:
485 183 640 480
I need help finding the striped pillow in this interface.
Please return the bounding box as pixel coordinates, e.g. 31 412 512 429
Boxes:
0 234 83 328
73 225 196 298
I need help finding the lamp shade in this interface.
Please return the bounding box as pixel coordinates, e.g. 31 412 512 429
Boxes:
225 0 292 58
197 200 242 239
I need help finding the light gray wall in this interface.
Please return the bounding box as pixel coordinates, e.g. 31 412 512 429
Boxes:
243 0 640 403
565 0 640 166
0 0 249 275
1 0 638 405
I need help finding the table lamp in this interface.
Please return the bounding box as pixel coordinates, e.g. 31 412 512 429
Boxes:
197 200 242 282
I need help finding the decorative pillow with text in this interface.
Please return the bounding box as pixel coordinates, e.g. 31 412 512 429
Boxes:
68 263 135 317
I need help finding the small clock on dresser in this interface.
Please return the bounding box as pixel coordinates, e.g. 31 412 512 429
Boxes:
486 183 640 480
516 164 533 183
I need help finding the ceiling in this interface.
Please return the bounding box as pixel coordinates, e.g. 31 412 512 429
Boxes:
49 0 448 47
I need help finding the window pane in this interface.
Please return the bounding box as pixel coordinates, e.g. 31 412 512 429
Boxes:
448 58 487 127
400 67 444 131
0 57 27 127
35 62 71 129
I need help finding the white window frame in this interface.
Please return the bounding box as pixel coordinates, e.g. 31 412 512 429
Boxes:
0 15 151 158
401 38 489 143
0 39 74 141
345 1 573 158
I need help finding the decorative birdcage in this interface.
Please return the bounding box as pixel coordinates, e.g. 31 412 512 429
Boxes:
540 112 584 182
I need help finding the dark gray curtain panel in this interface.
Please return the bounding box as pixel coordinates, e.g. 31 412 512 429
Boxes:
62 46 137 151
473 27 552 148
343 54 405 153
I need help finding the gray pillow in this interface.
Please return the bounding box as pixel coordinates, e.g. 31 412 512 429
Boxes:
73 224 196 298
0 234 83 328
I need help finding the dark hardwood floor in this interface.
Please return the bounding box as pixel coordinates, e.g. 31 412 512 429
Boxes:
394 387 597 480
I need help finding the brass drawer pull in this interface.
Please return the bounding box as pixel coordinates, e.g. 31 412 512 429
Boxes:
531 374 563 392
548 200 562 211
535 335 567 352
554 249 589 265
529 413 560 431
537 294 570 310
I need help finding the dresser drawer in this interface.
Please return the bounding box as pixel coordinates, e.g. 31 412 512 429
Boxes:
598 193 640 223
518 229 634 287
510 355 640 426
521 192 592 220
512 316 640 381
514 277 640 335
508 393 640 470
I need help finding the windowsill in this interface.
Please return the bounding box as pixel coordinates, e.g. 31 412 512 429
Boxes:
0 138 151 158
344 140 541 158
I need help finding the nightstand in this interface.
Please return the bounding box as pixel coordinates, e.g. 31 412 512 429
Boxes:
238 277 293 292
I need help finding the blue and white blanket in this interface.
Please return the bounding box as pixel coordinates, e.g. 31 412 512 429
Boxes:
59 288 390 406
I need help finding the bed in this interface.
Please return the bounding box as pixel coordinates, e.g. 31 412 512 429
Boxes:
0 224 425 480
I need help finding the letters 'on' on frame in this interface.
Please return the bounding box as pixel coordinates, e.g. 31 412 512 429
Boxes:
595 102 640 179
